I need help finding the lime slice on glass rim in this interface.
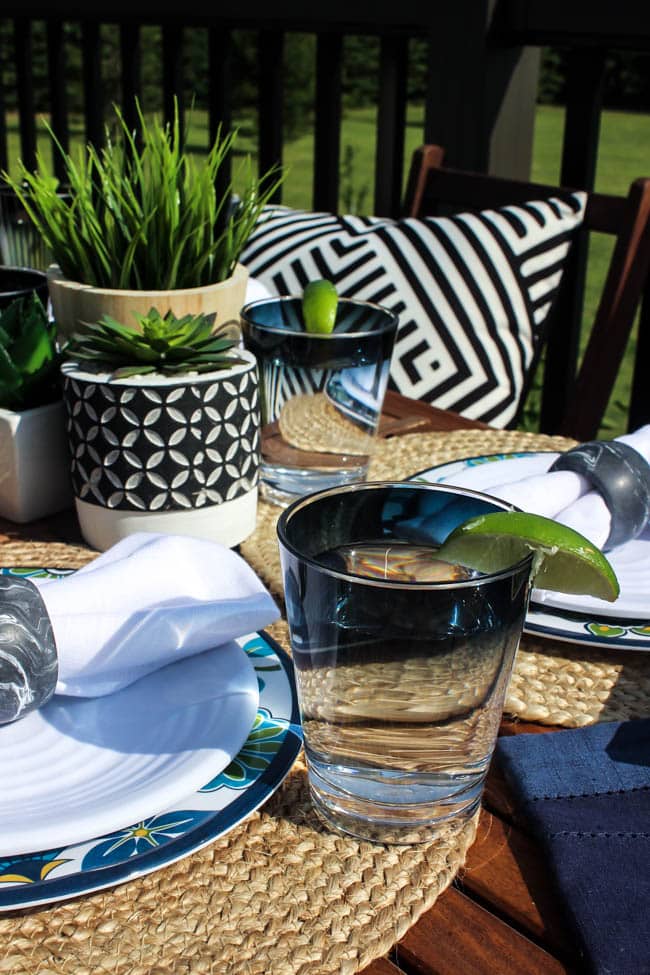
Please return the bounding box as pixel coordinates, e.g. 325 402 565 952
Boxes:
302 279 338 334
436 511 620 603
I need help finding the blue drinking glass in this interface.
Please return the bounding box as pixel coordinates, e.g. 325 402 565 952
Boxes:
277 481 532 843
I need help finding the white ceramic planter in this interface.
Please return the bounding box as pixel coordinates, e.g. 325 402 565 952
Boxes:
62 351 260 551
48 263 249 338
0 401 72 522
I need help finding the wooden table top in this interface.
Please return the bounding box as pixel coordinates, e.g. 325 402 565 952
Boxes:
0 391 577 975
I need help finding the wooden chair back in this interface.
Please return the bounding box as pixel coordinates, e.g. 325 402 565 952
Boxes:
402 145 650 440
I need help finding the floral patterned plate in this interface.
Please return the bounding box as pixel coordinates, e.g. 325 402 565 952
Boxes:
0 569 302 910
413 454 650 652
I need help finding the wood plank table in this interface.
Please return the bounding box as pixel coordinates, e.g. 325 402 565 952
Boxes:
0 391 580 975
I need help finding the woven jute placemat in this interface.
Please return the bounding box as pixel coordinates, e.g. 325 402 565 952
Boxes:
279 392 374 455
0 525 479 975
0 746 478 975
241 428 650 730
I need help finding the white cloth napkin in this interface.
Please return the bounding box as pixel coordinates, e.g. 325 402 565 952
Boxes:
33 533 280 698
245 276 272 304
467 426 650 549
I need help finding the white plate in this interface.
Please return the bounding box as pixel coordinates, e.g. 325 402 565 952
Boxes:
0 615 301 912
0 638 259 856
413 452 650 651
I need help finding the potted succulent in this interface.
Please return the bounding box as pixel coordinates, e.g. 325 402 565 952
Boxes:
0 292 72 522
62 307 260 550
3 100 283 337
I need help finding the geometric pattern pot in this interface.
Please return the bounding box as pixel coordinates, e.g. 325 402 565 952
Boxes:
61 352 260 549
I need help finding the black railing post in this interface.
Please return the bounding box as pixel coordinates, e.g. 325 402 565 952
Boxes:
14 17 36 171
374 34 408 217
258 29 284 203
313 32 342 213
208 25 233 214
81 20 104 148
120 21 142 134
0 63 6 173
540 47 607 433
46 18 69 181
162 22 184 135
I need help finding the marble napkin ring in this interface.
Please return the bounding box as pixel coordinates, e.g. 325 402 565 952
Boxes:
0 574 58 725
549 440 650 550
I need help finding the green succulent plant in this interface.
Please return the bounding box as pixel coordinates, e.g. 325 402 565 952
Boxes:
66 307 246 379
0 293 60 410
2 99 283 291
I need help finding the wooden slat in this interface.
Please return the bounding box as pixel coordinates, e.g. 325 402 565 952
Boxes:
361 958 405 975
258 29 284 202
628 281 650 430
46 18 69 179
459 810 574 956
81 20 104 147
162 21 184 132
374 34 408 217
14 17 37 170
381 390 489 431
560 176 650 439
313 32 342 213
396 886 570 975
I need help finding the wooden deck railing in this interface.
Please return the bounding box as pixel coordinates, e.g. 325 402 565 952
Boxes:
1 1 650 433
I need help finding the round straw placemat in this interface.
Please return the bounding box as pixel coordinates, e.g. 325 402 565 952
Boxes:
242 428 650 730
0 540 478 975
279 392 374 455
0 752 477 975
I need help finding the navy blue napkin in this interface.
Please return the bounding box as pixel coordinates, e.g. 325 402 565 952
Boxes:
496 720 650 975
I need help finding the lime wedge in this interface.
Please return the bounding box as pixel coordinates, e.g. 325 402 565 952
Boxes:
302 279 338 334
436 511 620 602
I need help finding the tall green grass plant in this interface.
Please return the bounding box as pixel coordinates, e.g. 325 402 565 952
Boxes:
3 102 283 291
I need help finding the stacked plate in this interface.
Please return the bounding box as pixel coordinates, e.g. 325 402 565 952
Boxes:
0 566 302 911
415 452 650 652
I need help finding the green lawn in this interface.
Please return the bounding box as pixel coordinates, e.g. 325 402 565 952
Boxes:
5 103 649 435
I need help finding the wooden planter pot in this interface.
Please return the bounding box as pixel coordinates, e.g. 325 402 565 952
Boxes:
48 263 249 337
62 351 260 550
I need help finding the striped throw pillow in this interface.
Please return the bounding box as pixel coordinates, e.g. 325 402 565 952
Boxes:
241 195 586 427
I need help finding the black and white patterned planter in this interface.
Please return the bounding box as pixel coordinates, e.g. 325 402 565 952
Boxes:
62 351 260 550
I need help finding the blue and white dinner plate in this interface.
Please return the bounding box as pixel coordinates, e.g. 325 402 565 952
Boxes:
413 453 650 652
0 568 302 910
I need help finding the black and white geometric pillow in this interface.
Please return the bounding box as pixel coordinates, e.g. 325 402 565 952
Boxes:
241 196 586 427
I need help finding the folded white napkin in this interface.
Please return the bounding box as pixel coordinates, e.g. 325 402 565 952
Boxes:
245 276 272 304
467 426 650 549
33 533 280 698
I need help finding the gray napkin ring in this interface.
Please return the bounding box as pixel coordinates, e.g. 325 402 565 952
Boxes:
549 440 650 550
0 574 58 725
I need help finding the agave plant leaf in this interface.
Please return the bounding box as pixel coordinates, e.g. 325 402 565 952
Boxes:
0 344 23 407
111 364 158 379
10 317 55 378
0 294 59 410
66 305 243 379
